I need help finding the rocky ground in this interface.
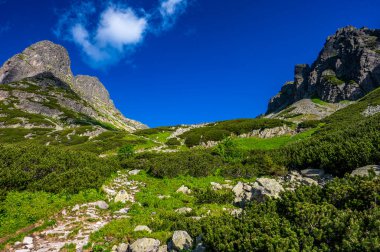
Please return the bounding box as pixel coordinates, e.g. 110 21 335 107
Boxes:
7 171 143 252
6 165 378 252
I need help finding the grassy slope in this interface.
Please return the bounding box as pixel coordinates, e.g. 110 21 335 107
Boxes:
232 127 317 150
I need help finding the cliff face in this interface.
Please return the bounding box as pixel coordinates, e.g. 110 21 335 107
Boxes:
0 41 147 131
267 26 380 114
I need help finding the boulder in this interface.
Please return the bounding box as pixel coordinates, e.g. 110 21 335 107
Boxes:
351 165 380 177
252 178 284 202
134 225 152 233
176 185 191 194
170 231 193 251
94 201 109 210
130 238 160 252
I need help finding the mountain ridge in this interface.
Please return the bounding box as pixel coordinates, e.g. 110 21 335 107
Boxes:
267 26 380 114
0 40 147 132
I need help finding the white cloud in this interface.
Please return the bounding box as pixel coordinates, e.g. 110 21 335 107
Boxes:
160 0 187 16
96 7 147 50
55 0 189 68
159 0 188 30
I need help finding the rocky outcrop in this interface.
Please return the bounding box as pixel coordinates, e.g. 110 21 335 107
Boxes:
0 41 73 85
351 165 380 176
239 125 296 138
0 40 147 131
268 26 380 114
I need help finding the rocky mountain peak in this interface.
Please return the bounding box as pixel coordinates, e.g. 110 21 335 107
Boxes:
0 40 147 131
267 26 380 114
73 75 114 108
0 40 73 85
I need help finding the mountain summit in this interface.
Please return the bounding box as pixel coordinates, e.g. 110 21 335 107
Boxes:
0 40 147 131
267 26 380 114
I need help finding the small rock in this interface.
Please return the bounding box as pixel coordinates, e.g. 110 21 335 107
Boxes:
117 243 129 252
94 201 109 210
171 231 193 251
115 208 129 214
129 169 141 175
134 225 152 233
210 182 222 190
72 204 80 211
158 195 171 199
230 208 243 217
176 185 191 194
115 190 131 203
175 207 193 214
14 241 22 246
112 245 118 252
22 237 33 245
15 250 30 252
301 169 325 179
130 238 160 252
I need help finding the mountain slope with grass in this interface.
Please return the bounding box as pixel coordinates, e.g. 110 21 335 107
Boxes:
1 27 380 252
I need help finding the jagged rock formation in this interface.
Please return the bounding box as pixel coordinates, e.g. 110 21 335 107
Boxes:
0 40 147 131
268 26 380 114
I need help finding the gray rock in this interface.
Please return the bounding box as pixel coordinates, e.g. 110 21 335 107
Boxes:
171 231 193 251
176 185 192 194
94 201 109 210
115 190 131 203
301 169 325 179
134 225 152 233
129 169 142 175
351 165 380 176
117 243 129 252
175 207 193 214
130 238 160 252
22 237 33 245
252 178 284 202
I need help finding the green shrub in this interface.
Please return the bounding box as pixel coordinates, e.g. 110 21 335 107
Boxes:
298 120 320 129
194 187 235 204
180 176 380 251
0 143 119 197
118 144 135 160
166 138 181 146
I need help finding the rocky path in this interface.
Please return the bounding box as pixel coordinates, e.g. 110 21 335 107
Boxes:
8 171 143 252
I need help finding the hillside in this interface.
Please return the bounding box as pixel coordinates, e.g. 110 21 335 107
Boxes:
1 27 380 252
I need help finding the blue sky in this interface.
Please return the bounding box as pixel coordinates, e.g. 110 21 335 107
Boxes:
0 0 379 127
